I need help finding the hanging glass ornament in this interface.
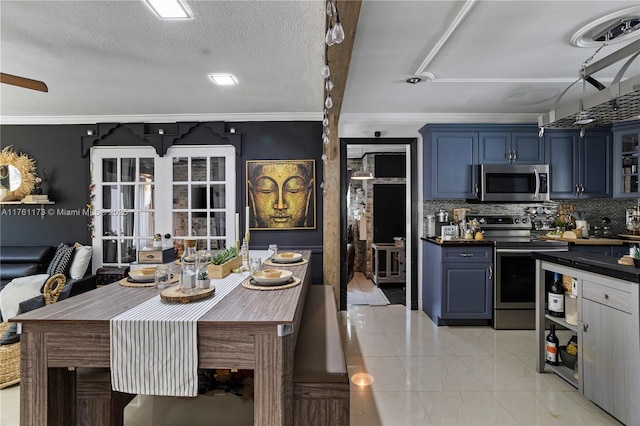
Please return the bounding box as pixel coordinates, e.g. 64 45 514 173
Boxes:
322 115 329 127
325 24 335 46
325 93 333 109
321 62 330 79
333 15 345 44
325 78 334 92
326 0 336 17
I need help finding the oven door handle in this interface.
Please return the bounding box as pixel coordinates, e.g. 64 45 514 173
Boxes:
496 248 569 253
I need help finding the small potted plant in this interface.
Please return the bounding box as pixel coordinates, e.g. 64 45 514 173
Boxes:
196 271 210 289
208 247 242 278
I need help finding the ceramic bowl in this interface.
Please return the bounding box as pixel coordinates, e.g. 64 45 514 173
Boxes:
559 345 577 369
262 269 282 278
141 267 157 275
251 269 293 285
272 252 303 263
128 269 156 283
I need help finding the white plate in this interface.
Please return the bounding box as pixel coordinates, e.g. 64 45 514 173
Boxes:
251 269 293 285
128 270 156 283
271 252 303 264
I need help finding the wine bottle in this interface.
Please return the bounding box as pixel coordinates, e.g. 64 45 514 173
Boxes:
545 324 560 366
547 272 565 318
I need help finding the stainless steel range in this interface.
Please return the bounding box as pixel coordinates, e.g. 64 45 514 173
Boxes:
467 214 569 330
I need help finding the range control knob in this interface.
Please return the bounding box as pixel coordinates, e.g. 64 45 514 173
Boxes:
522 217 529 223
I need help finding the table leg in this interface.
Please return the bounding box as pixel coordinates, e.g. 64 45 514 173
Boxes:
254 333 293 426
20 330 76 426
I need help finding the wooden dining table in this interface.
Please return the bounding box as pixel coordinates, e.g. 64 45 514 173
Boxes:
11 251 311 426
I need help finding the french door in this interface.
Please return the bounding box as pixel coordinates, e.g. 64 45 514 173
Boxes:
90 146 236 270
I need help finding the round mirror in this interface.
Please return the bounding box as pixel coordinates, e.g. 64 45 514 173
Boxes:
0 147 36 201
0 164 22 191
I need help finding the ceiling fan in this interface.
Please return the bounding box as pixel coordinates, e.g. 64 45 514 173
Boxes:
0 72 48 92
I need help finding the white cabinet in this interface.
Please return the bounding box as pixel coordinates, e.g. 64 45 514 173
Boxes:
582 279 638 425
535 260 640 425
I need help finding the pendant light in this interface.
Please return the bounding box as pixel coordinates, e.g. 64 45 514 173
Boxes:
351 168 374 180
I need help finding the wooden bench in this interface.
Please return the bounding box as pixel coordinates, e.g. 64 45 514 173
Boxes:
293 285 350 425
75 368 135 426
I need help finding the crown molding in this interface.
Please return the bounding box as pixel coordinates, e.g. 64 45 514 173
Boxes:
0 112 322 125
340 112 540 124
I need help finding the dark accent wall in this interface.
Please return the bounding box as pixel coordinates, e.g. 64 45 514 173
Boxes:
0 121 324 283
1 124 92 245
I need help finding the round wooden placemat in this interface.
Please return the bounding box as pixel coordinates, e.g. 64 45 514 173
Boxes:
263 258 308 267
241 276 301 291
160 286 215 303
118 274 180 288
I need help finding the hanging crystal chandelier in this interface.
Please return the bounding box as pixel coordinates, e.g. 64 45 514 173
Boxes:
321 0 346 166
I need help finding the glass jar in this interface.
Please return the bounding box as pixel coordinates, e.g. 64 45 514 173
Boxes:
155 265 174 290
181 246 197 293
195 251 211 289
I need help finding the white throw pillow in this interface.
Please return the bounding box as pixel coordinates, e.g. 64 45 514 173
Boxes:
0 274 48 321
69 243 93 279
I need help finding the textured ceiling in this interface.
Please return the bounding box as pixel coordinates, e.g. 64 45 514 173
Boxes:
1 0 639 136
0 0 325 121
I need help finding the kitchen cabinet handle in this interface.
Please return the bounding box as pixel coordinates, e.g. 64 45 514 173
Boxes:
474 184 479 198
580 184 585 195
512 150 517 161
507 150 512 162
488 265 493 279
575 184 579 196
583 323 589 332
459 253 474 257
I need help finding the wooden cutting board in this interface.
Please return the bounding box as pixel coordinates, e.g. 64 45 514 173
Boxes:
538 236 625 245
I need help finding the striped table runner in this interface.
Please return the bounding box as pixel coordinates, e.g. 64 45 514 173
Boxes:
110 271 249 397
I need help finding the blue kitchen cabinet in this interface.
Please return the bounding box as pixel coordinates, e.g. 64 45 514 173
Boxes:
421 124 542 199
422 128 478 199
545 128 611 199
545 130 579 198
479 130 543 164
422 240 493 325
612 121 640 198
569 244 629 257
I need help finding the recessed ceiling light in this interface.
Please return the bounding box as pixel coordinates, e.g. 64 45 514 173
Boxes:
144 0 193 20
208 74 238 86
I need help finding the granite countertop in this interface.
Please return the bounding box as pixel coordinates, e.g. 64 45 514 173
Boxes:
421 236 494 246
533 251 640 283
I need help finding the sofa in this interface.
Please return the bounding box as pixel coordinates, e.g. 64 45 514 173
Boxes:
0 245 97 321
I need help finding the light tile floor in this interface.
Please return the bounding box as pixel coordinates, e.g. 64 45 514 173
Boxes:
0 305 622 425
343 305 621 425
348 272 391 306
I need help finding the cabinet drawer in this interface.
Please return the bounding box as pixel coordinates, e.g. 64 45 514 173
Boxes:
442 247 492 263
582 280 632 313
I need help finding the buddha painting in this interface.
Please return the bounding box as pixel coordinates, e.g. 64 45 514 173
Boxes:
246 160 315 230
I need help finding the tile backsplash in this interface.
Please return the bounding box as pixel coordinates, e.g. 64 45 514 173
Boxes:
423 198 639 237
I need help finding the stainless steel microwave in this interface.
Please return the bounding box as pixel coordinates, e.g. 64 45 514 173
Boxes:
479 164 549 202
